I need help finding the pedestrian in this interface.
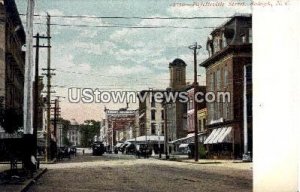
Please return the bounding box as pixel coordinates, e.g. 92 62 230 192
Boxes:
82 149 85 156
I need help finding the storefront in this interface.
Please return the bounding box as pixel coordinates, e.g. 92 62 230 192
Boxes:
204 126 234 159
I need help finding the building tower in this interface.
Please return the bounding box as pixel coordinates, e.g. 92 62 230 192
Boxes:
169 58 186 90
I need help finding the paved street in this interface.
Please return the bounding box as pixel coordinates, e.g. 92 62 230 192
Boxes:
28 154 252 192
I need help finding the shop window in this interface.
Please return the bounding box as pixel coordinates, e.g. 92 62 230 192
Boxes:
151 110 156 120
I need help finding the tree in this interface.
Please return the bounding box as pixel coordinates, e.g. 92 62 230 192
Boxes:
80 120 101 147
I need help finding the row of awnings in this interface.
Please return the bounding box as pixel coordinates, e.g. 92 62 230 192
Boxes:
204 127 233 144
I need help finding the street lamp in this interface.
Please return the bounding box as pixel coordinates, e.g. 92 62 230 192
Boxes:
189 42 202 162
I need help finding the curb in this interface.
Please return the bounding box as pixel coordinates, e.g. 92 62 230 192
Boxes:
20 168 47 192
153 157 228 165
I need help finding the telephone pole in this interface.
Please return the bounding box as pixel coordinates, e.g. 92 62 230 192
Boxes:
42 13 55 162
33 33 39 158
189 42 201 162
33 33 51 159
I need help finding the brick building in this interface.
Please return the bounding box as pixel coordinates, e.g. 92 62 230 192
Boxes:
186 85 206 134
201 14 252 159
0 0 25 135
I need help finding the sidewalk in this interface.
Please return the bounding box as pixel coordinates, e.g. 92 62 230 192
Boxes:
151 154 253 170
0 164 47 192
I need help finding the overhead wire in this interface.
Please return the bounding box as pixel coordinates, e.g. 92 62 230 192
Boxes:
33 22 216 30
19 14 232 20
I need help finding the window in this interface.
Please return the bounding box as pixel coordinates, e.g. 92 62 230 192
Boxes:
241 34 246 43
209 103 214 122
161 123 164 134
214 102 218 119
219 38 223 49
219 102 223 119
216 69 221 90
151 96 155 107
176 69 180 82
203 118 206 130
210 73 215 91
222 33 227 48
224 67 228 87
213 38 220 52
223 100 227 119
151 123 156 135
151 110 156 120
161 110 164 120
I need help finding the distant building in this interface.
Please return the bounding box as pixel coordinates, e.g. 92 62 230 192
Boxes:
99 118 107 143
138 90 165 138
200 14 252 159
197 108 207 134
186 85 206 134
0 0 25 136
165 58 188 142
67 119 81 146
104 106 138 149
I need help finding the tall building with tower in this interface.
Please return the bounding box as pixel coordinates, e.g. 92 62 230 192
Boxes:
169 58 186 90
165 58 188 142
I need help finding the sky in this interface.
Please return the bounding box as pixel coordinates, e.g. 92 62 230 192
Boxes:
15 0 251 123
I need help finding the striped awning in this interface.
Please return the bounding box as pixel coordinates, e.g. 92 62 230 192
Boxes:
204 127 233 144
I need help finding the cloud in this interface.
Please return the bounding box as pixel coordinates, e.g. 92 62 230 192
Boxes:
79 30 98 38
109 28 138 42
107 65 150 76
112 47 164 64
74 41 116 55
54 53 91 73
78 63 91 72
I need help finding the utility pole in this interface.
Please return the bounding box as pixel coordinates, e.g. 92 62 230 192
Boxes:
23 0 34 171
33 33 51 159
53 99 58 139
189 42 201 162
42 13 55 162
33 33 39 159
